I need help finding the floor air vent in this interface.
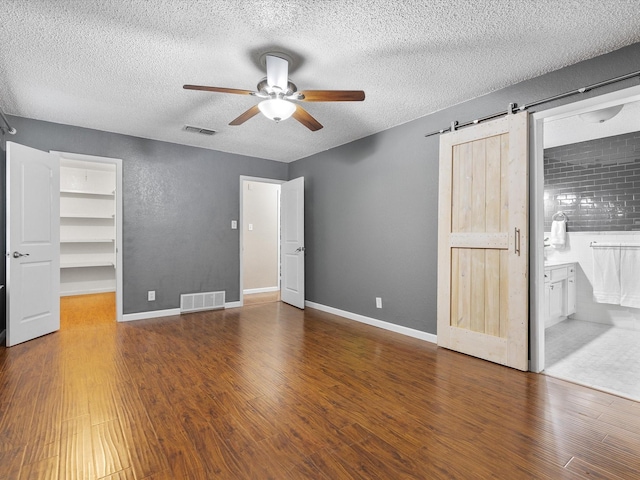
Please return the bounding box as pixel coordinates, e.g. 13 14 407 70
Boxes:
180 291 225 313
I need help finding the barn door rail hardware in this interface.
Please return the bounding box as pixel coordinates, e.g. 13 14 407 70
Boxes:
424 69 640 138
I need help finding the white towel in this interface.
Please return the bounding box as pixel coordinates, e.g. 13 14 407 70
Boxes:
620 247 640 308
592 246 621 305
549 220 566 248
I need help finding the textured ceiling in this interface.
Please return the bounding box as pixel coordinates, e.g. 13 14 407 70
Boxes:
2 1 640 162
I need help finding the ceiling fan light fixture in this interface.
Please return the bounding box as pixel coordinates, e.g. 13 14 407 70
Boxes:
258 98 296 122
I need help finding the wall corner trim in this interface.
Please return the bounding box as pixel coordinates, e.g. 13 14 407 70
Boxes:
121 308 181 322
305 301 437 344
224 301 242 309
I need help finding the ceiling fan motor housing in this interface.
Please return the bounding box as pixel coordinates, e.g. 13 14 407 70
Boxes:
256 78 298 98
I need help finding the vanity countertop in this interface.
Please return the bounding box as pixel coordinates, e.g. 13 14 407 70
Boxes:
544 261 576 268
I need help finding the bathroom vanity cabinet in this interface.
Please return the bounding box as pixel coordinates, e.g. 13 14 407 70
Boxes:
544 262 576 328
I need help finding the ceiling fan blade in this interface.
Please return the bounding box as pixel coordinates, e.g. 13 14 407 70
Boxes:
183 85 255 95
229 105 261 126
299 90 365 102
292 105 323 131
266 55 289 91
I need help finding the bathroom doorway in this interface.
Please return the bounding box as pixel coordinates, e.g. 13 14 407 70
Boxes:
531 84 640 402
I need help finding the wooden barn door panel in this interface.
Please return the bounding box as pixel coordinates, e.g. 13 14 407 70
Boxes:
437 112 528 371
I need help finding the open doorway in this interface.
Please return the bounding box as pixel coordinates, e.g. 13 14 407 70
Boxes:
531 84 640 402
55 151 123 327
239 177 283 307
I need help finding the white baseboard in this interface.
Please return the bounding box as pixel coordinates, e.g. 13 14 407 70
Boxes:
122 302 243 320
61 287 116 297
243 286 279 294
121 308 181 322
305 301 437 344
0 329 5 345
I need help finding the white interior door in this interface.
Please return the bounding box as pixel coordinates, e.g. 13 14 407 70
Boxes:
6 142 60 346
280 177 305 309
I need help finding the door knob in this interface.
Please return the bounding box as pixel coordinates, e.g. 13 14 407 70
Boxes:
12 251 29 258
295 246 306 253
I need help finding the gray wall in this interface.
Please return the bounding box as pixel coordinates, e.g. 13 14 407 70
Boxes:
0 144 5 333
1 119 287 314
289 42 640 335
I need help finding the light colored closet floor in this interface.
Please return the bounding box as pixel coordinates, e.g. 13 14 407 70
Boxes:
545 318 640 402
60 292 115 327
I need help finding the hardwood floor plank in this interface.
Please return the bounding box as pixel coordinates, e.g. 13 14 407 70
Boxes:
88 381 119 426
0 369 41 451
22 377 63 465
98 467 136 480
59 415 95 480
0 446 25 480
91 419 130 478
132 380 208 478
61 377 90 421
566 456 627 480
18 455 58 480
1 301 640 479
308 445 371 480
233 433 309 479
111 380 169 479
602 431 640 456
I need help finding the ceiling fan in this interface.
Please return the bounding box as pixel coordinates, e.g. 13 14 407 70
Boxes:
184 53 365 131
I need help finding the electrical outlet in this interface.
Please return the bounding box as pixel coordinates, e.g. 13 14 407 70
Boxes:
376 297 382 308
231 220 237 229
148 290 155 301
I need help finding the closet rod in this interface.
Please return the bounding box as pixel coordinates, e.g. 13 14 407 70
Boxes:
424 69 640 138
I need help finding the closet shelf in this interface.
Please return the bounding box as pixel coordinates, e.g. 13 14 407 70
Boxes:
61 213 114 219
61 238 115 243
61 189 115 196
61 261 115 269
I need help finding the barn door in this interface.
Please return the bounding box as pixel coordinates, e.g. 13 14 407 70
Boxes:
437 112 529 371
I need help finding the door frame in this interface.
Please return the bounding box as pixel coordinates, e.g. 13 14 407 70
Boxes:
52 151 124 323
238 176 284 307
529 84 640 372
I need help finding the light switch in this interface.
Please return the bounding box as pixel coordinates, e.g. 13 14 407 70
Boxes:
248 223 253 231
231 220 237 229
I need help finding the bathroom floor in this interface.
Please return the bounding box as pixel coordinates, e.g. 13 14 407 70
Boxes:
545 318 640 402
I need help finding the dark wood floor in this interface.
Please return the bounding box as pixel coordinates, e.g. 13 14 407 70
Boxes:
1 302 640 479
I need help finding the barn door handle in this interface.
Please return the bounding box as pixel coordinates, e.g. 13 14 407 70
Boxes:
12 251 30 258
514 228 521 256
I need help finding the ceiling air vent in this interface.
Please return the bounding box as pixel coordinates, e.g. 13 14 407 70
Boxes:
183 125 216 136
